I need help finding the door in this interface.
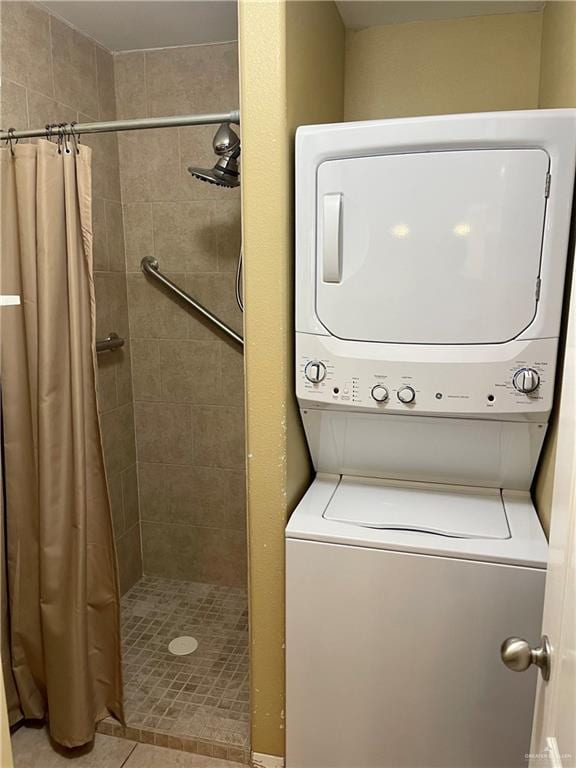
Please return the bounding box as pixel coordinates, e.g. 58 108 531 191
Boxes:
528 282 576 766
316 149 549 344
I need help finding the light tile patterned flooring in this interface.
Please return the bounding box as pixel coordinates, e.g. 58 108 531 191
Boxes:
118 576 249 750
12 725 247 767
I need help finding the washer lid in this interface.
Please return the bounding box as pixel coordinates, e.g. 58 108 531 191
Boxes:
323 476 511 539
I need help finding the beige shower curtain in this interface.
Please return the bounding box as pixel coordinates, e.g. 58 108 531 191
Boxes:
0 140 123 747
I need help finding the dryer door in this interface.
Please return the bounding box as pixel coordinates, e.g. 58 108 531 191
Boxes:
316 149 549 344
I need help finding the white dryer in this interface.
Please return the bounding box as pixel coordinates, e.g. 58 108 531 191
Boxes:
287 111 576 768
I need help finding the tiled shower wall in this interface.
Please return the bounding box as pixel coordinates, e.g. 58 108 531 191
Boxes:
114 43 247 587
0 2 141 594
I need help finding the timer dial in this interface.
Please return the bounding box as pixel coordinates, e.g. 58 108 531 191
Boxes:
304 360 327 384
513 368 540 394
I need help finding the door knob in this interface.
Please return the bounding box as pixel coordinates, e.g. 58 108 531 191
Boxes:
500 635 551 681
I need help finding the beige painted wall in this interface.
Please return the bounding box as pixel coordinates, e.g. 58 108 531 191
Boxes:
534 1 576 535
239 0 344 757
345 11 543 121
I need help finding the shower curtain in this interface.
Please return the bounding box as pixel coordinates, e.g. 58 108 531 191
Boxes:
0 140 123 747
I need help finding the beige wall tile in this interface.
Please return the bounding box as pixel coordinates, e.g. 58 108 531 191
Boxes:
139 463 245 530
107 469 124 538
159 339 220 404
50 15 98 118
114 52 147 120
1 2 53 96
220 342 245 407
141 522 246 587
97 352 118 413
127 273 189 339
94 272 130 340
122 464 140 531
83 130 122 202
123 203 154 271
131 339 162 401
117 523 143 594
96 45 117 120
26 90 76 131
134 402 193 464
191 405 245 470
152 201 215 272
186 273 243 338
115 39 246 588
145 43 238 117
92 198 109 271
105 200 126 272
100 403 137 476
0 79 28 133
214 199 242 273
115 344 134 406
118 128 181 203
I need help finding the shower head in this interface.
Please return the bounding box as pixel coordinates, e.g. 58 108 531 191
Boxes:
188 122 241 188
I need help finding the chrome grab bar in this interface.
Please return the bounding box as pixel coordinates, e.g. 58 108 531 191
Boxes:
96 332 125 353
141 257 244 349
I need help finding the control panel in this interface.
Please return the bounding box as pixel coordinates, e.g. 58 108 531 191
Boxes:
296 334 557 421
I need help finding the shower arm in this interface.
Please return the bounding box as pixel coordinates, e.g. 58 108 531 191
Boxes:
141 257 244 349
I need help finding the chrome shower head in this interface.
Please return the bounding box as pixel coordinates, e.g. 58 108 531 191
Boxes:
188 122 240 188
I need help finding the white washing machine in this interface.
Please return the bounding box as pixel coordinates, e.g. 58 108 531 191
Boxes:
287 111 576 768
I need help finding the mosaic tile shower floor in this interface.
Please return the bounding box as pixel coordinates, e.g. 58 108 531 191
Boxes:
98 576 249 763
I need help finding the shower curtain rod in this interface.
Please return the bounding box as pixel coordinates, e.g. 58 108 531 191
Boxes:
0 110 240 142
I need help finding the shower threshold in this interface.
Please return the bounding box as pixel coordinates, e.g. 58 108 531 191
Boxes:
97 576 249 764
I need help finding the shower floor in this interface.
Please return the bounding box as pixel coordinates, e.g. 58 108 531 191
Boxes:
98 575 249 763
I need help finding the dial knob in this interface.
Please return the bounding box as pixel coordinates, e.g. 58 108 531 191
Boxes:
397 385 416 404
304 360 327 384
513 368 540 394
371 384 389 403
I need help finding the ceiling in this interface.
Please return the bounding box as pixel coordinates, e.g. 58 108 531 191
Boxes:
41 0 545 53
336 1 545 29
41 1 238 51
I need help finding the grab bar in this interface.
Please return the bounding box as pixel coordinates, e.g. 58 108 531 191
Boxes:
141 257 244 349
96 332 125 353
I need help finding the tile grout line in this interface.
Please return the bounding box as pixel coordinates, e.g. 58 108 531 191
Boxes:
118 739 139 767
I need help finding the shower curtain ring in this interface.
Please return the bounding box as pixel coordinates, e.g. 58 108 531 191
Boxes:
5 128 18 157
45 123 58 143
69 122 80 154
62 124 71 155
56 123 65 155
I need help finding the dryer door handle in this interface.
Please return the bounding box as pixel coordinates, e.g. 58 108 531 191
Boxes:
322 193 342 283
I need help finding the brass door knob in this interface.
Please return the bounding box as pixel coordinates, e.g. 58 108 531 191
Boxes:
500 635 551 681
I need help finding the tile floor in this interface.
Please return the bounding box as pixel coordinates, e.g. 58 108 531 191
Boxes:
98 576 249 763
11 725 246 767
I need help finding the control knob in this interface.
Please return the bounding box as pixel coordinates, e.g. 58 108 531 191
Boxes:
371 384 389 403
397 385 416 404
513 368 540 394
304 360 327 384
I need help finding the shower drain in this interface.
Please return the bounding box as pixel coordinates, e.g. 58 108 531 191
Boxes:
168 636 199 656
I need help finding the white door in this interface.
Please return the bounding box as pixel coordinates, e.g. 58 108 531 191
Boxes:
528 287 576 766
316 149 549 344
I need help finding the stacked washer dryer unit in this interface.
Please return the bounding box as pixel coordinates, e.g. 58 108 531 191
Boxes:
286 112 576 768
